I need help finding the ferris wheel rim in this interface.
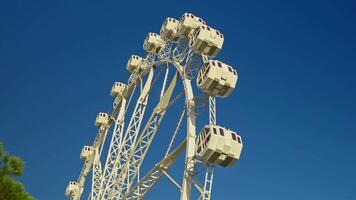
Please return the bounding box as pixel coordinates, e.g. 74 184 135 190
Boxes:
72 45 202 200
101 58 197 200
67 12 242 200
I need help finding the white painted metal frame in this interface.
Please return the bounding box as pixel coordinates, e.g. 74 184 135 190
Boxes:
66 13 239 200
98 98 127 200
100 67 156 200
113 72 181 196
68 61 149 200
69 50 200 200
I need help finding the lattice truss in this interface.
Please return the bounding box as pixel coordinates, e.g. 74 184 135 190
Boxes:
65 13 243 200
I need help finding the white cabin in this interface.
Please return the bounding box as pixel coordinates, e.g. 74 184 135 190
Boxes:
223 130 242 167
160 17 179 41
143 33 165 54
65 181 79 198
95 112 109 128
190 25 224 57
110 82 127 97
176 13 206 38
80 145 94 161
197 60 238 97
126 55 146 73
196 125 243 167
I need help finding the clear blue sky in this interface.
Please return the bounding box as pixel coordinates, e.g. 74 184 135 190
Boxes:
1 0 356 199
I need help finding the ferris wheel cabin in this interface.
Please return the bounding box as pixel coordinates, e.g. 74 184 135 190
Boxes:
176 13 206 38
126 55 146 73
80 145 94 161
160 17 179 41
65 181 80 199
95 112 109 128
110 82 127 97
196 125 243 167
190 25 224 57
143 33 165 54
197 60 238 97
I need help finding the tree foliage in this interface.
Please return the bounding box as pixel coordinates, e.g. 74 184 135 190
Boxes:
0 143 35 200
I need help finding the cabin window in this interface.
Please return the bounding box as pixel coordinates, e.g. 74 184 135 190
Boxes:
237 137 241 144
219 128 224 136
204 127 210 134
233 70 236 75
207 26 211 31
231 133 237 141
213 128 217 135
228 67 232 72
204 64 211 77
198 76 202 84
218 62 222 68
196 29 201 37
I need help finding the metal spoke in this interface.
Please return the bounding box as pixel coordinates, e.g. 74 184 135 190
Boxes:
165 108 185 157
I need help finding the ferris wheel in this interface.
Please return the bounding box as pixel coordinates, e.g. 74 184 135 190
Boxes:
65 13 243 200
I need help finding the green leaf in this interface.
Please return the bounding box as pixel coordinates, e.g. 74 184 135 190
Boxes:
0 142 35 199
